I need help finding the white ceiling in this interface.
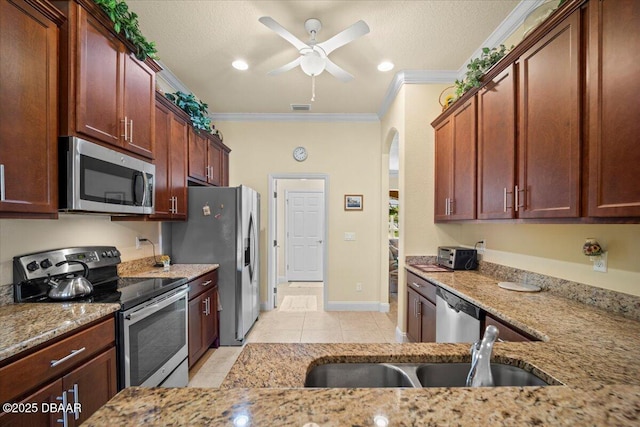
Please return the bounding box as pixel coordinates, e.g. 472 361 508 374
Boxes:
127 1 532 116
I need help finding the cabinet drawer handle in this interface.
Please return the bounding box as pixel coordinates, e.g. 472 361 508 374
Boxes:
0 164 5 201
50 347 86 367
412 282 421 288
201 280 212 287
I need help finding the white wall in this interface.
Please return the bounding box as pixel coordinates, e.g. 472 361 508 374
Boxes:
218 120 383 309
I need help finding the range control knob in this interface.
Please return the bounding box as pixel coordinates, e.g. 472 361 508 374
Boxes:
40 259 53 269
113 249 121 257
101 251 107 258
26 261 40 272
106 251 113 257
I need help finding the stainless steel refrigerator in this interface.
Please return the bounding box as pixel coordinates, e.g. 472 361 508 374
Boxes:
171 186 260 346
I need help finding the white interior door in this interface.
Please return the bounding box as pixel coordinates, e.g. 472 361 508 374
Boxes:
286 191 324 281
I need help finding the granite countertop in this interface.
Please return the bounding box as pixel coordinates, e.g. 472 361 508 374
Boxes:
0 303 120 363
84 267 640 425
119 262 219 282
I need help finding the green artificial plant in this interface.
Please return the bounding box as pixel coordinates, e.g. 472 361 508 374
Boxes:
93 0 158 61
165 91 213 133
454 44 510 99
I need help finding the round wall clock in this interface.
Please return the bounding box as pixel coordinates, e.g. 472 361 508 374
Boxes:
293 146 308 162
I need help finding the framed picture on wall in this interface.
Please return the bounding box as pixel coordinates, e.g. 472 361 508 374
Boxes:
344 195 363 211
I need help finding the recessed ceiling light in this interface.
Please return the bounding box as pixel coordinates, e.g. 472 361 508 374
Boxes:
232 60 249 71
377 61 394 72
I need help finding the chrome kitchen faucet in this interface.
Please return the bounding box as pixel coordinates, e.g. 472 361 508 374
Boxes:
466 325 499 387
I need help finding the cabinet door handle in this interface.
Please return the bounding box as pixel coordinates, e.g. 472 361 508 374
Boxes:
56 391 69 427
0 164 5 201
174 196 178 213
202 299 207 315
122 117 128 141
417 301 421 316
449 198 455 215
444 198 449 215
68 384 80 420
50 347 86 367
130 119 134 143
515 185 525 211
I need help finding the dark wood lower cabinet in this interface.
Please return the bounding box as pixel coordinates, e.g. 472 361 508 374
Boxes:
0 318 117 426
406 271 437 343
484 314 537 342
188 270 220 367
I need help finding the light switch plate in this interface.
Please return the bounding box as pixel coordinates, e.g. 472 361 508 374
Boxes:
344 232 356 241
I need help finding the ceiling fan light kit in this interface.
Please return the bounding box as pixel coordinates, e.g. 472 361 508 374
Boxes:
259 16 370 101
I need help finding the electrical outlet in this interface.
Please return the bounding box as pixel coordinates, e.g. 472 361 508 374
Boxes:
344 232 356 241
477 239 486 254
593 252 608 273
136 236 141 249
356 283 362 292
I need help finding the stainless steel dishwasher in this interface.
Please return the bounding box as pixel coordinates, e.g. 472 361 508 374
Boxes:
435 286 481 343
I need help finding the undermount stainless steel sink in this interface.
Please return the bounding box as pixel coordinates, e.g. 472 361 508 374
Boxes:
305 362 550 388
416 363 548 387
304 363 415 388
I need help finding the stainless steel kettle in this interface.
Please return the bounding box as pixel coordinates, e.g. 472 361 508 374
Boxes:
47 260 94 300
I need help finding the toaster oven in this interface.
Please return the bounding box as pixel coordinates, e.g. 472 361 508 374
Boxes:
437 246 478 270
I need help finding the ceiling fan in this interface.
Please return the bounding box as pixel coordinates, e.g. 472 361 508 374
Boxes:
258 16 370 83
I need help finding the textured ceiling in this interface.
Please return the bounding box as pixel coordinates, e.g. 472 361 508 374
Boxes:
127 1 523 115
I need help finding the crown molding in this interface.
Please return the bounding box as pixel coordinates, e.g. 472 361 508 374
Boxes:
457 0 547 79
210 112 380 122
376 70 459 118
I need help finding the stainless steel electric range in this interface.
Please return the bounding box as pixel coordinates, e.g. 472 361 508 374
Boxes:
13 246 190 390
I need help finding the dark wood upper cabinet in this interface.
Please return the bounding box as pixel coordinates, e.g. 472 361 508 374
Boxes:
433 97 477 221
434 117 453 222
56 0 160 159
152 93 188 220
0 0 64 218
188 128 209 183
517 9 581 219
75 6 121 146
477 64 517 220
122 53 156 158
586 0 640 217
188 128 231 187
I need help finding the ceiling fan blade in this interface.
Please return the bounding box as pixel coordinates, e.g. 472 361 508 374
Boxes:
267 56 302 76
317 20 370 55
259 16 309 52
324 58 354 82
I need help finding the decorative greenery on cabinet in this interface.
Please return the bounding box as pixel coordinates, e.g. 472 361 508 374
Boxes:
454 45 510 99
92 0 158 61
165 91 214 134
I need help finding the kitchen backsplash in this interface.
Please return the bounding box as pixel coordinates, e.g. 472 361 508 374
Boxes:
406 255 640 321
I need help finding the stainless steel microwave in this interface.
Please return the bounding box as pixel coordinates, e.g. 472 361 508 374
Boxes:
59 137 155 214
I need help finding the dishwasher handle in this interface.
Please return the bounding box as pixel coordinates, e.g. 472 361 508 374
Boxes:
436 286 481 320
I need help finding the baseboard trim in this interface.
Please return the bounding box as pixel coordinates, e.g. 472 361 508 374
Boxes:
326 301 389 312
395 326 408 343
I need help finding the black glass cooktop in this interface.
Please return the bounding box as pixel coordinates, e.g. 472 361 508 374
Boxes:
22 276 188 310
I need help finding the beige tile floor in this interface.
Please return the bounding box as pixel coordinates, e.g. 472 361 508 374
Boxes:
188 283 399 387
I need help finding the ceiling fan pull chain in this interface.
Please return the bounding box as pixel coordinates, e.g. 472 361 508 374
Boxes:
311 74 316 102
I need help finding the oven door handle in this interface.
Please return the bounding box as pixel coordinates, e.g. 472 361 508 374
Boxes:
124 286 188 322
